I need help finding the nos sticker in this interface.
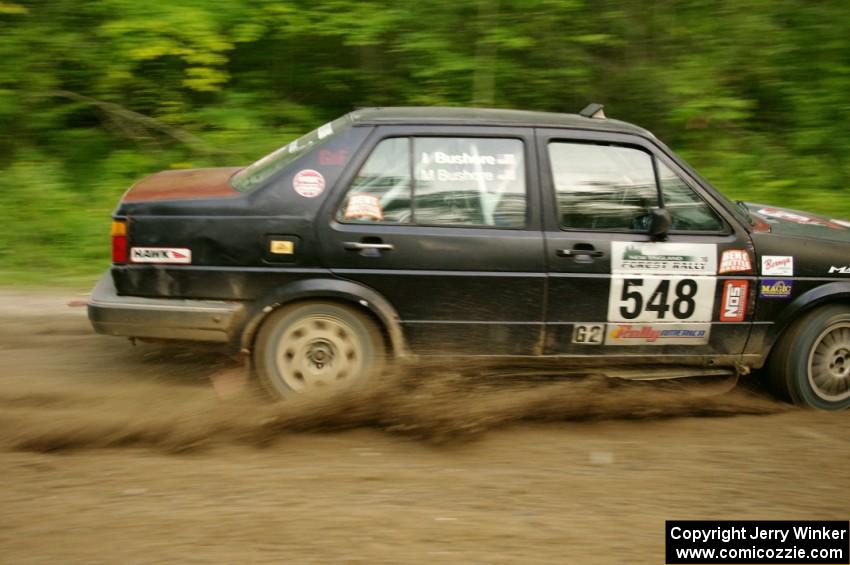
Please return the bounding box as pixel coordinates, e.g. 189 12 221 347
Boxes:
611 242 717 275
605 323 711 345
720 280 748 322
608 275 715 323
292 169 325 198
131 247 191 264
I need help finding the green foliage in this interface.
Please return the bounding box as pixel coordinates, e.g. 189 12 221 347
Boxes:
1 0 850 285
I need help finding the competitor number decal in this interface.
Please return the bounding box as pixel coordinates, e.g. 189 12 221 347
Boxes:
608 276 715 323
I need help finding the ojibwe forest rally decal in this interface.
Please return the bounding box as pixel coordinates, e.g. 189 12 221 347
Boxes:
606 242 718 345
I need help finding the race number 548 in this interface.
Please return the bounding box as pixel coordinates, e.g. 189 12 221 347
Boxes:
608 276 715 323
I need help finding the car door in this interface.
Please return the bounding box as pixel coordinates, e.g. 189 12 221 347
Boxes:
318 125 546 355
537 128 756 361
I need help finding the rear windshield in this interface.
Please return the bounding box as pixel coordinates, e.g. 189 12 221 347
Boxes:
231 114 351 192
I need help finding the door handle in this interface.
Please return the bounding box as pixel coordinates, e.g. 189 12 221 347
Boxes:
343 242 394 251
557 248 603 258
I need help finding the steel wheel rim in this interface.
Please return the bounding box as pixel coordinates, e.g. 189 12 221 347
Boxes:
807 322 850 402
274 314 364 393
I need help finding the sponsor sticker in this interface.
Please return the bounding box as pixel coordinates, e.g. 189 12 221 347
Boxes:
718 249 752 274
760 279 792 299
611 242 717 275
605 323 711 345
317 122 334 140
319 149 348 166
344 194 384 222
757 208 824 226
830 219 850 229
761 255 793 276
130 247 191 264
292 169 325 198
720 280 748 322
829 266 850 275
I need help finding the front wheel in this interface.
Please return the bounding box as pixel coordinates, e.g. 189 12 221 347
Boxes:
768 304 850 410
252 301 386 400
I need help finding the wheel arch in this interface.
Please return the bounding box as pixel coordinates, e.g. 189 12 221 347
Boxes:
238 278 408 357
764 282 850 351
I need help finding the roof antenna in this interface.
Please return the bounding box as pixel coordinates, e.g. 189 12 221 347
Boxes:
579 103 606 119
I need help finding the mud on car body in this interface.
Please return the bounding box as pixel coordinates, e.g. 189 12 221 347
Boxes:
88 105 850 409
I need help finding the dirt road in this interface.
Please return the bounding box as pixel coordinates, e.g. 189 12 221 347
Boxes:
1 290 848 563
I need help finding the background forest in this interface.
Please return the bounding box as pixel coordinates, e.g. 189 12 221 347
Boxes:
1 0 849 283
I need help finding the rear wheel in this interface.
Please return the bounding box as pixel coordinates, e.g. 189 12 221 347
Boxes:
253 301 385 400
768 304 850 410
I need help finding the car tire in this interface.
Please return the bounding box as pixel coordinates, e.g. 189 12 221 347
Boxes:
767 304 850 410
252 301 386 400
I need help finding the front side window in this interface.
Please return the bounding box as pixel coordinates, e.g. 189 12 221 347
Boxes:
550 142 658 231
657 162 724 231
338 137 527 228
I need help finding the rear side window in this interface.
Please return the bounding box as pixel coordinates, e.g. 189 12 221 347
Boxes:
548 141 725 233
338 137 526 228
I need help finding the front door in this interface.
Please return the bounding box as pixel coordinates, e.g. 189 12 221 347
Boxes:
318 125 546 355
538 129 756 361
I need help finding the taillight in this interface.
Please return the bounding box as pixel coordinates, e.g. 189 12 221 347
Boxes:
111 219 128 264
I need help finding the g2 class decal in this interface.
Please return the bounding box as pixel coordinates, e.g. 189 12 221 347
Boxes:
572 324 604 344
761 256 793 276
130 247 191 264
720 280 748 322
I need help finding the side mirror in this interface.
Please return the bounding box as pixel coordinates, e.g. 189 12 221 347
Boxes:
648 208 672 239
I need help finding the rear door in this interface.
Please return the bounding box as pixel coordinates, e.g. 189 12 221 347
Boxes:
318 125 545 355
538 129 756 360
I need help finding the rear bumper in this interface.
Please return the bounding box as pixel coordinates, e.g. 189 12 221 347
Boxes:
87 273 247 343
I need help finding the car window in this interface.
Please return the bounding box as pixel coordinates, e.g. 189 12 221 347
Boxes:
413 138 526 227
338 136 527 228
657 161 724 232
549 142 658 231
337 138 412 223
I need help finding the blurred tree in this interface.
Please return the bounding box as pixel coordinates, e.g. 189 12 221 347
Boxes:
0 0 849 282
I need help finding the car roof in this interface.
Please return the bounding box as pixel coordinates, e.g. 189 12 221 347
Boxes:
349 106 652 137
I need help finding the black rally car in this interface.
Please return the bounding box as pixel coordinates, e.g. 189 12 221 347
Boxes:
88 106 850 409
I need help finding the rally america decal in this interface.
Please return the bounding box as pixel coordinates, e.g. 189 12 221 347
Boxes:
605 323 711 346
608 243 717 328
130 247 191 264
